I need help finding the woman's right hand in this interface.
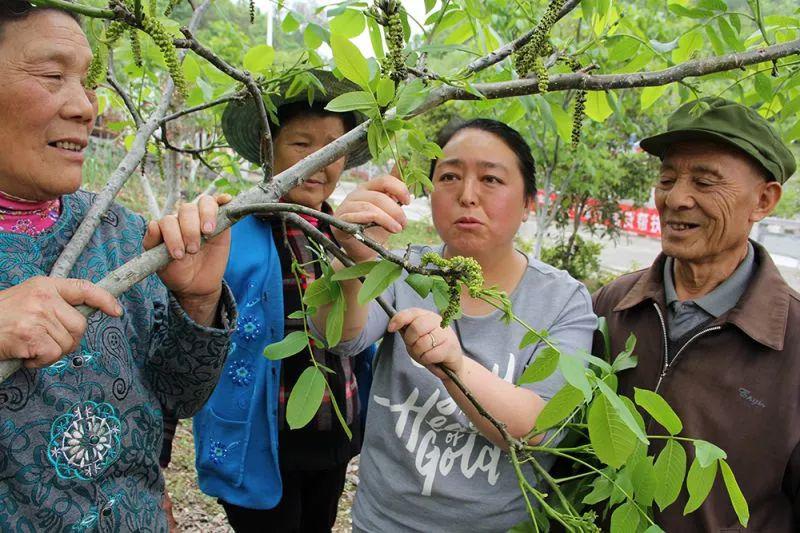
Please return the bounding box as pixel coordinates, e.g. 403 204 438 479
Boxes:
332 174 411 263
0 276 122 368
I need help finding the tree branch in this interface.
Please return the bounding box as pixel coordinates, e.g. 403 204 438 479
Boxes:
176 30 274 178
29 0 116 18
138 170 162 219
228 203 445 277
159 92 243 125
454 38 800 100
107 52 142 127
463 0 581 74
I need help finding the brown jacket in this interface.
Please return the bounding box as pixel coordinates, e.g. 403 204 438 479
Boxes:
592 242 800 532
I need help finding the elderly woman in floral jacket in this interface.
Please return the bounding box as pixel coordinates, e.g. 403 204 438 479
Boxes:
0 3 235 531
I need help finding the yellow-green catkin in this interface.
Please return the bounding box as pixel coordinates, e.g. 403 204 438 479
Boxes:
164 0 181 16
559 56 586 149
140 14 188 97
129 28 143 68
154 142 166 181
421 253 485 326
85 22 127 89
370 0 406 82
149 0 158 16
513 0 566 78
572 90 587 148
533 56 548 93
249 0 255 23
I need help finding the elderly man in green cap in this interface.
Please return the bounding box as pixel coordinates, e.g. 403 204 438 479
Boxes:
593 96 799 531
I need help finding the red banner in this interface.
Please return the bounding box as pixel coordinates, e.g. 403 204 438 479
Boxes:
536 191 661 239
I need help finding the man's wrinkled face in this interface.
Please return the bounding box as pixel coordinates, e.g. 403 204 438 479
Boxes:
655 140 776 263
0 10 97 200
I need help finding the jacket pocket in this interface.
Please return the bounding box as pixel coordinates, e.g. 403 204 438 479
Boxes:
195 408 250 488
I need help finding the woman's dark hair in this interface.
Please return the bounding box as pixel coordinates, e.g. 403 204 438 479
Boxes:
270 101 357 140
0 0 81 42
429 118 537 201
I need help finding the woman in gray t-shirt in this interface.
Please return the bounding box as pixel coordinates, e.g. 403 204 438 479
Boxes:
312 119 597 532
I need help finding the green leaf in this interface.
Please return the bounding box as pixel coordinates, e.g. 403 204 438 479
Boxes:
585 91 614 122
684 457 718 514
535 384 584 431
243 44 275 73
357 260 402 305
329 9 366 38
331 261 378 281
286 366 326 429
325 91 376 113
668 4 712 18
431 277 451 314
643 526 666 533
610 502 640 533
366 18 385 59
705 25 726 55
609 466 634 506
549 101 573 144
754 74 773 103
596 380 648 443
303 277 336 307
395 79 428 117
326 287 346 349
519 347 560 384
405 273 434 298
698 0 728 10
641 86 668 111
694 440 727 468
264 330 308 360
717 18 743 51
501 100 526 125
634 388 683 435
653 439 687 510
558 353 592 401
582 475 613 505
331 35 371 90
281 11 300 33
182 54 200 82
607 35 641 63
376 77 395 107
630 455 657 507
719 459 749 527
672 31 703 63
287 310 307 319
588 395 637 468
518 329 547 349
304 24 324 49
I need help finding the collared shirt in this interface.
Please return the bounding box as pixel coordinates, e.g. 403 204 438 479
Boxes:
663 242 755 344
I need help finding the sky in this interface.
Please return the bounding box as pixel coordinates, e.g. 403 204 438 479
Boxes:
252 0 428 59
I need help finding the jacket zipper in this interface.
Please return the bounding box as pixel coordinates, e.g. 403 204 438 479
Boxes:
652 302 722 394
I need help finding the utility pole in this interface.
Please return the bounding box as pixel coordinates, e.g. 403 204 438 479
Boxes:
266 0 274 46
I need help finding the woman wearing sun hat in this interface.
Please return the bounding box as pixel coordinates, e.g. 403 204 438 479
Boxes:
164 70 374 532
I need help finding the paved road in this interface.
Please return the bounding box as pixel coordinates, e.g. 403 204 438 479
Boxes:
331 181 800 291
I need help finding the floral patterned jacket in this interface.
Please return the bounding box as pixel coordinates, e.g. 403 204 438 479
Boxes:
0 190 236 532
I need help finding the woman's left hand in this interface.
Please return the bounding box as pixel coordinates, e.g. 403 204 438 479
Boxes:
388 308 463 380
143 194 233 326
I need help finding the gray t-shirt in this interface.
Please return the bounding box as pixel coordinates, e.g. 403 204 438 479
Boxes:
314 246 597 533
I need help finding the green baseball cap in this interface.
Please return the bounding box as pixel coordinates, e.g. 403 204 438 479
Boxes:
639 96 795 183
221 69 370 170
